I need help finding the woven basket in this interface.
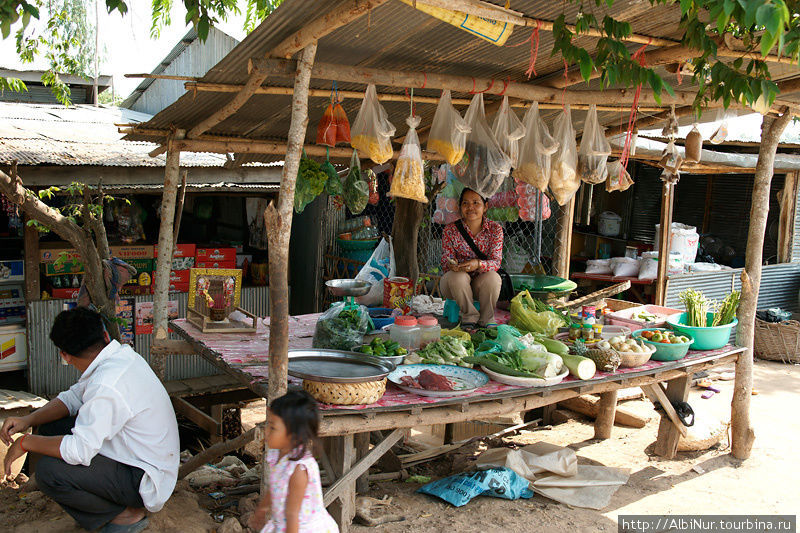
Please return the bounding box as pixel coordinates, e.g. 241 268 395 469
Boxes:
303 378 387 405
602 298 640 312
754 318 800 364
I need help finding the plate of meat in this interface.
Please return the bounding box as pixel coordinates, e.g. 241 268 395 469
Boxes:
387 364 489 397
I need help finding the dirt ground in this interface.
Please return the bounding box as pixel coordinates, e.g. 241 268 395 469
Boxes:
2 359 797 532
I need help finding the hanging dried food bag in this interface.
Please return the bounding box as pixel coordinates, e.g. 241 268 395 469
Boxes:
389 115 427 203
460 93 513 199
514 102 559 191
333 101 351 144
316 101 338 147
366 169 380 205
685 124 703 162
343 150 369 215
294 152 328 214
577 104 612 184
492 95 526 164
549 105 580 206
606 161 634 192
351 84 396 164
428 90 471 166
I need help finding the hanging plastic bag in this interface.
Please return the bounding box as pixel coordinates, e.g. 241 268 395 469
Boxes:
549 105 580 206
316 85 351 147
355 237 396 306
351 84 396 164
606 161 634 192
577 104 612 184
312 301 372 351
343 150 369 215
459 93 513 199
492 95 526 165
389 115 427 203
294 152 328 214
428 90 471 166
321 151 343 197
515 102 559 191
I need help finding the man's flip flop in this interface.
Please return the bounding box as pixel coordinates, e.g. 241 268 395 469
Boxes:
100 517 149 533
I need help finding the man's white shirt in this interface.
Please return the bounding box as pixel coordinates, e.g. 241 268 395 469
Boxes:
57 340 180 512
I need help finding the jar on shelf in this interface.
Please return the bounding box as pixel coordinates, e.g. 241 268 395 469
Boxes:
388 315 421 350
581 324 595 341
568 323 582 341
417 315 441 347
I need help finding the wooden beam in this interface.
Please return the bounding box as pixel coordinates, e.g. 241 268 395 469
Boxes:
125 73 199 81
777 171 799 263
178 427 257 479
171 397 219 437
327 434 356 531
150 339 196 356
271 0 390 59
558 395 646 428
249 58 701 108
655 179 674 306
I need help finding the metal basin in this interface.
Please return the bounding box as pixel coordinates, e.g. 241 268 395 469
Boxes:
288 349 395 383
325 279 372 297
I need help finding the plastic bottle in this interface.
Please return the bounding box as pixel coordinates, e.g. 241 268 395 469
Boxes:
389 315 421 350
417 315 441 347
339 215 372 234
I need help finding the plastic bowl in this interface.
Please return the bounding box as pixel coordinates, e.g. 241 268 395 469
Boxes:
667 312 738 351
632 328 694 361
368 307 395 330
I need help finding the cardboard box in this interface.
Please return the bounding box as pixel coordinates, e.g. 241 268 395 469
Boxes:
154 243 196 258
0 286 23 300
124 259 153 287
154 244 196 270
43 259 84 276
169 270 190 285
196 247 237 263
49 287 80 300
109 245 154 260
40 242 80 263
154 256 195 271
118 285 151 296
0 325 27 371
0 260 24 282
0 298 26 324
150 282 189 294
195 260 237 269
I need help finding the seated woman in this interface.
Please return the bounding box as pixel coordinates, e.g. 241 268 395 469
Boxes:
440 188 503 328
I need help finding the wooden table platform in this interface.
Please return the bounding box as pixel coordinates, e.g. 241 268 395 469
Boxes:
170 316 742 532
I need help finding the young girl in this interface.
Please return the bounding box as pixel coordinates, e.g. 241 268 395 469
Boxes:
249 391 338 533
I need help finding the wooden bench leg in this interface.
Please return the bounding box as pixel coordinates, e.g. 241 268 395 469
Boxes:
654 376 691 459
326 434 355 533
354 432 370 494
594 390 618 439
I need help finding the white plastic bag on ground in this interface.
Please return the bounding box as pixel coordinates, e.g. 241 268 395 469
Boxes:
390 115 427 203
355 237 395 306
655 222 700 264
549 105 580 205
515 102 559 191
460 93 513 199
428 90 471 166
351 84 396 164
586 258 613 275
577 104 612 184
610 257 640 277
492 95 526 165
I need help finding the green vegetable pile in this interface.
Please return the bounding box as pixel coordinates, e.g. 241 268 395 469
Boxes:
359 337 407 357
679 289 741 327
509 290 566 336
343 150 369 215
312 302 371 351
465 349 564 379
294 154 328 214
416 336 475 367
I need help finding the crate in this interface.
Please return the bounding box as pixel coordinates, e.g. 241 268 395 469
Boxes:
754 318 800 364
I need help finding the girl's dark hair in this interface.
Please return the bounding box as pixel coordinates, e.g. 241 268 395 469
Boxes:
269 390 320 460
458 187 487 206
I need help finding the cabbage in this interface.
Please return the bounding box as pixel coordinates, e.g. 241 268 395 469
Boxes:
510 291 564 336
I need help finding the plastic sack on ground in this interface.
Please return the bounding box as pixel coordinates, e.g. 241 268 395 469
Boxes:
549 105 580 206
355 237 395 306
509 290 563 336
343 150 369 215
492 95 526 165
389 115 427 203
515 102 559 191
351 84 396 164
577 104 611 184
428 90 471 165
417 467 533 507
312 301 372 351
585 258 613 275
606 160 634 192
460 93 513 199
294 153 328 214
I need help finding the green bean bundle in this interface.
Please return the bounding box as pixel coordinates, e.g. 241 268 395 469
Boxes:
679 289 710 327
713 290 740 326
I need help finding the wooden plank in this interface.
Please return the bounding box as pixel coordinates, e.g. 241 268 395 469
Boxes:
777 171 799 263
171 396 219 436
558 396 646 428
593 390 618 439
150 339 196 356
354 432 371 494
642 383 688 438
324 429 403 508
652 377 691 458
23 215 39 301
326 434 356 531
655 180 675 306
210 404 224 444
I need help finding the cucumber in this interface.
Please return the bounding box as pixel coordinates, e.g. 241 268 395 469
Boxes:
561 353 596 380
537 337 569 356
463 356 544 378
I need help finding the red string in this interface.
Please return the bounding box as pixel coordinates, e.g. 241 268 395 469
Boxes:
676 63 683 86
619 39 652 174
469 77 477 94
478 79 495 94
498 77 510 96
525 21 541 79
420 72 427 89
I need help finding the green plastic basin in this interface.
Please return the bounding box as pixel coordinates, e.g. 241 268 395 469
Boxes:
632 328 694 361
667 312 738 351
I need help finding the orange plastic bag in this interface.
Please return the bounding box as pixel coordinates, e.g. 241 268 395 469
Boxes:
317 102 337 147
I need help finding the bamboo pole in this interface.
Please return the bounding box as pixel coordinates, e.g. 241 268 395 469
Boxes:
733 108 793 460
655 179 674 306
553 196 576 278
152 130 185 379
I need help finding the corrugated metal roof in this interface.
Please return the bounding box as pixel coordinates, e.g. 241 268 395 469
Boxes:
0 101 261 167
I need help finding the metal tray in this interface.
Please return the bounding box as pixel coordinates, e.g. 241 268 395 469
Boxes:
288 349 396 383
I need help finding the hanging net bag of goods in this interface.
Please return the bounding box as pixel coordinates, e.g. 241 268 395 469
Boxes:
390 115 427 203
577 104 612 184
294 152 328 214
458 93 513 199
343 149 369 215
549 105 580 206
515 102 559 192
351 84 396 164
316 84 351 147
428 90 471 166
492 95 526 165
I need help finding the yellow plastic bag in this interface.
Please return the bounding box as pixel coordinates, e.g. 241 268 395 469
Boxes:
351 84 396 164
428 90 471 166
390 115 427 203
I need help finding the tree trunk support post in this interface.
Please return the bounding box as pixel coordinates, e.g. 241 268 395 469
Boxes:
553 196 575 279
593 390 618 440
152 129 185 380
777 170 799 264
655 179 675 306
23 215 40 301
733 109 793 460
653 376 691 459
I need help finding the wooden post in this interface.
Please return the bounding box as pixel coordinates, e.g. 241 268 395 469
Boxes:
23 215 40 301
593 390 618 439
655 179 674 306
152 130 185 379
653 376 690 458
327 434 356 532
777 171 798 264
354 432 370 494
553 196 575 278
733 109 793 460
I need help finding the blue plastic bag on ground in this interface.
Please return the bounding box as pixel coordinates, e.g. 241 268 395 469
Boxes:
417 467 533 507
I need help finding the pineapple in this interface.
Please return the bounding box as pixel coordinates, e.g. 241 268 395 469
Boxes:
572 340 620 372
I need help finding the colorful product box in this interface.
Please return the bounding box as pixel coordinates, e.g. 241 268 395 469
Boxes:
195 260 237 269
109 245 154 260
43 259 84 276
0 298 26 323
40 243 81 263
124 258 154 287
196 247 237 263
0 260 24 282
154 244 196 270
50 287 80 300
